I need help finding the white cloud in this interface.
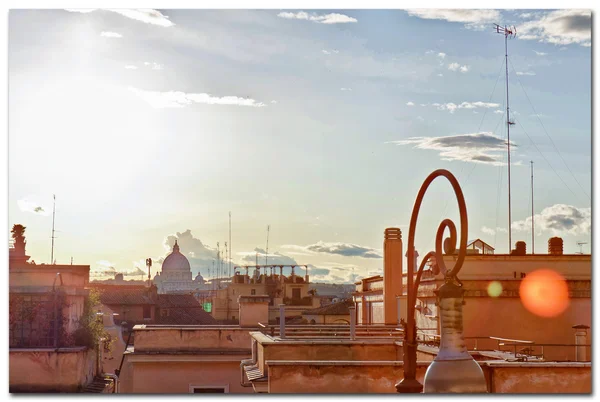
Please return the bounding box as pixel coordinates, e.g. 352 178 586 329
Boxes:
516 71 536 76
432 101 500 113
518 9 591 46
277 11 357 24
406 101 415 106
512 204 591 235
66 8 174 27
322 49 331 55
533 50 548 56
494 110 504 114
64 9 95 13
109 9 174 27
282 242 382 259
340 87 352 91
100 31 122 38
437 52 446 59
144 61 163 70
128 87 266 108
124 65 138 70
437 73 443 77
270 100 278 104
481 226 496 236
389 132 514 166
322 49 340 55
17 197 51 216
448 62 470 73
406 9 500 29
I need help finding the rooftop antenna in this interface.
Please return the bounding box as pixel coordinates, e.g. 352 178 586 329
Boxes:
224 242 228 279
576 241 587 254
216 242 220 289
530 161 535 254
265 225 270 265
495 23 517 253
50 194 56 264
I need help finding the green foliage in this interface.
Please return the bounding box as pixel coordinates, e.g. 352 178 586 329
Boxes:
73 288 114 352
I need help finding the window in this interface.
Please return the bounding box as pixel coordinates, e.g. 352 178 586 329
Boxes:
143 305 151 319
292 288 301 300
251 289 256 295
521 273 527 279
189 385 229 393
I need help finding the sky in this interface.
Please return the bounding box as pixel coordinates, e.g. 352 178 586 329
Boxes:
8 9 592 283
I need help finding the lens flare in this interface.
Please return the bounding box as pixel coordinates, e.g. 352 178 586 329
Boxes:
519 269 569 317
487 281 502 297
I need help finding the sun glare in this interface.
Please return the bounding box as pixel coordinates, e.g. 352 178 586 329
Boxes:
519 269 569 317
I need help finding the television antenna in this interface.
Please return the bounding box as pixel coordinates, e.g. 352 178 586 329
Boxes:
576 241 587 254
265 225 270 265
494 23 517 252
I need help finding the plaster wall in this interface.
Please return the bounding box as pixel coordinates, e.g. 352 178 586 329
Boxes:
9 347 95 392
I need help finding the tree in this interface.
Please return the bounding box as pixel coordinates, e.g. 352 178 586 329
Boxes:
11 224 26 240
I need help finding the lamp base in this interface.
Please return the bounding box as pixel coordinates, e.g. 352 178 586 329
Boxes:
395 378 423 393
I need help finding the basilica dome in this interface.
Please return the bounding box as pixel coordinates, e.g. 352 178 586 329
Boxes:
161 240 191 272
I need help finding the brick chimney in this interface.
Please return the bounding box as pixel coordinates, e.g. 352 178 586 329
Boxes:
383 228 402 325
548 237 563 256
511 241 526 256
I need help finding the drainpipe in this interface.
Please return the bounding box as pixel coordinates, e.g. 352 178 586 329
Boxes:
279 304 286 339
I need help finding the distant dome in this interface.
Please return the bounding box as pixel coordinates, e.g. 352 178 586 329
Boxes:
162 240 191 272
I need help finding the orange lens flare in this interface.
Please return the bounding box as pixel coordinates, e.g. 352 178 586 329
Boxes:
519 269 569 317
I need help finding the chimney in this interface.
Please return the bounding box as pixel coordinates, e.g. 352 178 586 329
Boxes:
548 237 563 256
512 241 526 256
238 295 270 327
384 228 403 325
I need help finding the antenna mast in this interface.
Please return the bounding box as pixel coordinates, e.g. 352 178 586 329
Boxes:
531 161 534 254
51 194 56 264
265 225 270 265
495 23 517 252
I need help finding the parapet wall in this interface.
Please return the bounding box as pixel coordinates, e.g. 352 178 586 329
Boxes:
132 325 255 352
9 347 96 392
266 360 591 394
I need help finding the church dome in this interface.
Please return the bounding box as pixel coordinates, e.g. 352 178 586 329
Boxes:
161 240 191 272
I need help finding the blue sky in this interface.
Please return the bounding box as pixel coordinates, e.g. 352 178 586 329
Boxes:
9 9 591 283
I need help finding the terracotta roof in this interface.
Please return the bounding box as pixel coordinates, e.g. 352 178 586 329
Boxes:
99 288 156 305
301 300 353 316
155 308 217 325
157 294 201 308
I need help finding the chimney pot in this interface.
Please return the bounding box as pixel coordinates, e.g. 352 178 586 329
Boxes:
548 237 563 256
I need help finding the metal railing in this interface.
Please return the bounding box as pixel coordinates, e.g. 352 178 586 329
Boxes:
499 342 592 361
257 323 404 340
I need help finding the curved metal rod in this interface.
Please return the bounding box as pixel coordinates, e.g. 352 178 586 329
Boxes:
410 251 435 312
400 169 468 390
406 169 468 288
